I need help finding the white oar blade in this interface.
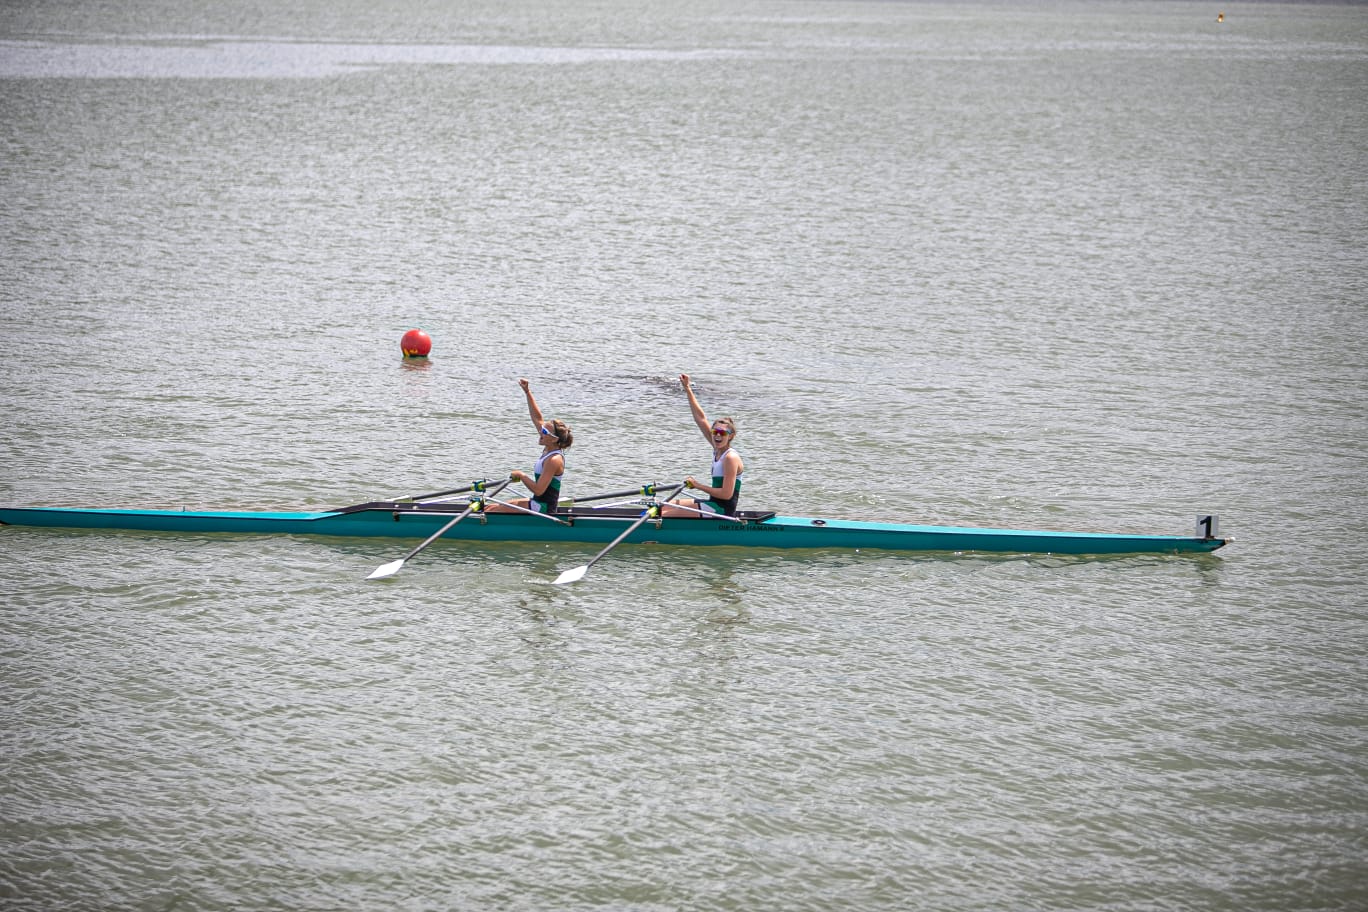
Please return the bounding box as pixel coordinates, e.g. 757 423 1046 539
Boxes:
366 559 405 580
553 565 588 586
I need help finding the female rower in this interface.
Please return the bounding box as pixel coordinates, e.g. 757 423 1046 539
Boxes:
664 373 744 518
488 378 572 515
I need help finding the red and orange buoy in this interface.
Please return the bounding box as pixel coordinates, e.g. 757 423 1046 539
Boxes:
400 328 432 358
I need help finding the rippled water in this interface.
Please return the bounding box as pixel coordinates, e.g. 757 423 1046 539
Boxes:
3 1 1367 909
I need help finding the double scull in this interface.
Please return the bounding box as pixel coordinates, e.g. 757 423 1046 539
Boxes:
0 487 1227 557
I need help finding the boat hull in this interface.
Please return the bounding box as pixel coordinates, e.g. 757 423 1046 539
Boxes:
0 503 1227 555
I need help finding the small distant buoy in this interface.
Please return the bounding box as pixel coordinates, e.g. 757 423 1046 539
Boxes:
400 328 432 358
1216 11 1224 22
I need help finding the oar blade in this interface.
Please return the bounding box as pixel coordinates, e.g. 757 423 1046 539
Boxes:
553 565 588 586
366 558 405 580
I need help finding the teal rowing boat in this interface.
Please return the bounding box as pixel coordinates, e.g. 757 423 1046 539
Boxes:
0 496 1226 556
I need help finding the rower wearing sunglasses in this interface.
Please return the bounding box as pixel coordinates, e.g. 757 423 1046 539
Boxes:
665 373 744 518
489 378 572 515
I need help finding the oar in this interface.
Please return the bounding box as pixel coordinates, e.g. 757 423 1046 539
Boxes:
366 477 511 580
391 479 492 503
553 481 687 585
559 483 671 507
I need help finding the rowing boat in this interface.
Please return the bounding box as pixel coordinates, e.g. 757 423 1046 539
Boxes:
0 496 1226 556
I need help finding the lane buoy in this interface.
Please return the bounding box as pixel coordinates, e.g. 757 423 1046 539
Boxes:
401 328 432 358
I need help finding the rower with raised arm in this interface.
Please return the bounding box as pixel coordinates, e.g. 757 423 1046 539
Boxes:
664 373 744 518
488 379 572 515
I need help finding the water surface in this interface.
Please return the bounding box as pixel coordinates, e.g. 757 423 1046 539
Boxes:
3 1 1366 909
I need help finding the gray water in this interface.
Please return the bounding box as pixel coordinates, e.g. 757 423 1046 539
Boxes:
3 1 1367 909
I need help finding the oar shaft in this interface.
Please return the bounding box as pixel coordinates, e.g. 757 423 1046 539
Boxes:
398 479 492 503
560 483 670 506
